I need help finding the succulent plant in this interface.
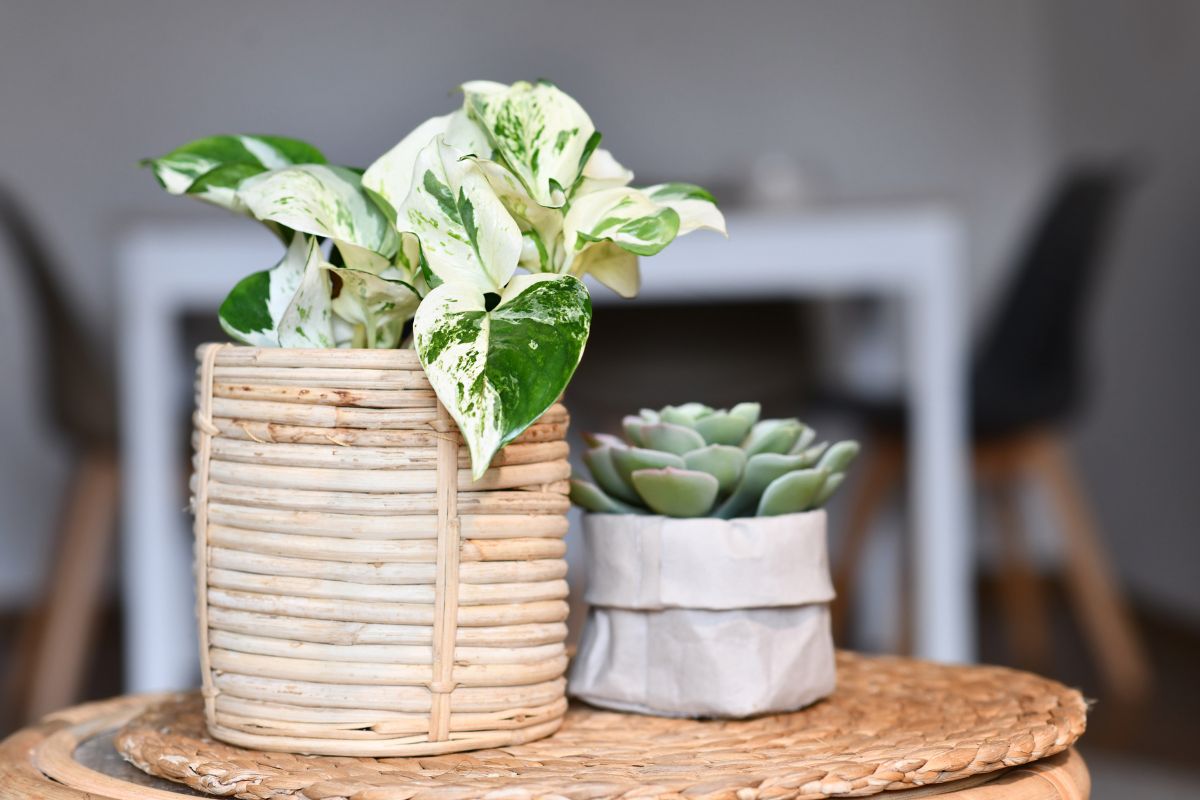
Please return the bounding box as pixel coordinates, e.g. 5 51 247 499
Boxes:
570 403 859 518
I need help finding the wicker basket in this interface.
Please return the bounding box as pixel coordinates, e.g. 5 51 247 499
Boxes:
190 344 572 756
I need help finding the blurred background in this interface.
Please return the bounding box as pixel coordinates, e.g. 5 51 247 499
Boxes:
1 0 1198 795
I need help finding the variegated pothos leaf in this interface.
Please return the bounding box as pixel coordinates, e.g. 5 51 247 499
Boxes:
395 137 522 293
414 273 592 477
564 186 681 258
238 165 399 271
279 236 336 347
642 182 727 236
462 80 598 208
326 266 421 349
217 231 314 346
141 135 325 213
363 111 491 216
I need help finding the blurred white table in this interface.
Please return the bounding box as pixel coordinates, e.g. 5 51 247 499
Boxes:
115 207 973 693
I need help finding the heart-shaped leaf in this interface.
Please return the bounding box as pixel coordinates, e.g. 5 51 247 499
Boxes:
217 232 314 347
641 182 727 236
414 273 591 478
395 137 522 293
462 79 598 208
238 164 398 270
325 267 421 349
363 111 491 214
141 134 326 213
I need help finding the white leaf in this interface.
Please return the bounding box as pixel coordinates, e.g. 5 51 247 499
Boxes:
277 237 335 347
463 80 597 208
395 137 521 293
326 266 421 349
217 232 313 346
238 164 399 270
642 182 727 236
563 186 680 257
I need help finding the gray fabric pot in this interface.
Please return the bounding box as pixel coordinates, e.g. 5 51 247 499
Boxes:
569 510 836 718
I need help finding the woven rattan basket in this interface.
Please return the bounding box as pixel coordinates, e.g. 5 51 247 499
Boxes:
189 344 572 756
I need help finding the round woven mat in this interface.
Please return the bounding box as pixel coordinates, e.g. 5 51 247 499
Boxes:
115 653 1087 800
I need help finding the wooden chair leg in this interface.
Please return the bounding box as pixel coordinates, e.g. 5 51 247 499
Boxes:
832 436 904 644
990 479 1053 673
8 448 120 721
1028 433 1151 703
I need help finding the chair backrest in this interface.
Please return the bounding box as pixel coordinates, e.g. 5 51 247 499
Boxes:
0 183 115 445
971 163 1134 436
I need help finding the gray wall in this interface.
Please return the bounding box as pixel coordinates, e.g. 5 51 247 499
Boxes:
4 1 1194 623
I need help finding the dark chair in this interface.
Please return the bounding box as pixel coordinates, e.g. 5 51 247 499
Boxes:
834 164 1150 701
0 183 120 724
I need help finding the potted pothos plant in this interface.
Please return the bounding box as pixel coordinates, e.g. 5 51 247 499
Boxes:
144 79 725 756
569 402 858 718
144 79 725 476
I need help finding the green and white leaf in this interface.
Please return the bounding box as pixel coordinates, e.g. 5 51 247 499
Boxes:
142 134 325 213
217 232 314 347
395 137 522 293
469 157 564 272
564 186 681 259
462 79 597 208
642 182 727 236
238 164 399 270
569 241 639 298
363 111 491 214
326 267 421 349
414 273 591 478
574 148 634 196
277 237 336 348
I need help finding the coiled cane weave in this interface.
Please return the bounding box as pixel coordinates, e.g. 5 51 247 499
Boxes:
190 345 572 756
115 652 1088 800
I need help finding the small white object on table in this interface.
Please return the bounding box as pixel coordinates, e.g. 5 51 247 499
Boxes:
115 206 973 693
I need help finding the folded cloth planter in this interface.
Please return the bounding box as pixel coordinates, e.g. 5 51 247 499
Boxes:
190 344 572 756
569 510 835 717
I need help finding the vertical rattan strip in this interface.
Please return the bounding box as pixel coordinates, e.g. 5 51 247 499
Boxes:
428 401 461 742
192 343 227 725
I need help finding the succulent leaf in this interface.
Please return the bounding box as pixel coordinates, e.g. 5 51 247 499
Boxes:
683 445 747 496
729 402 762 427
659 403 713 426
612 446 686 487
813 472 846 506
582 432 627 450
583 446 642 505
638 408 660 422
757 468 829 516
641 422 706 455
817 440 861 473
693 410 754 445
741 418 804 456
630 468 719 517
569 479 644 514
715 452 810 519
787 425 817 455
796 441 830 467
622 416 648 447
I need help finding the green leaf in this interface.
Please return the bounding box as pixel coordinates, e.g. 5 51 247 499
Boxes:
642 182 727 236
683 445 747 496
640 422 706 455
813 472 846 506
582 432 627 449
238 165 399 270
462 79 597 208
564 187 680 258
796 441 830 467
631 468 719 518
693 411 755 446
729 402 762 427
363 111 491 214
277 236 335 348
715 452 810 519
622 416 648 447
218 233 315 347
741 418 805 456
142 134 326 213
570 479 644 514
611 446 685 488
583 446 642 505
788 426 818 455
395 137 522 293
817 441 861 473
414 273 591 478
757 469 829 516
658 403 713 426
325 267 420 349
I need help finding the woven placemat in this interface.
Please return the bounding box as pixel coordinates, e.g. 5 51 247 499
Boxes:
115 652 1087 800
